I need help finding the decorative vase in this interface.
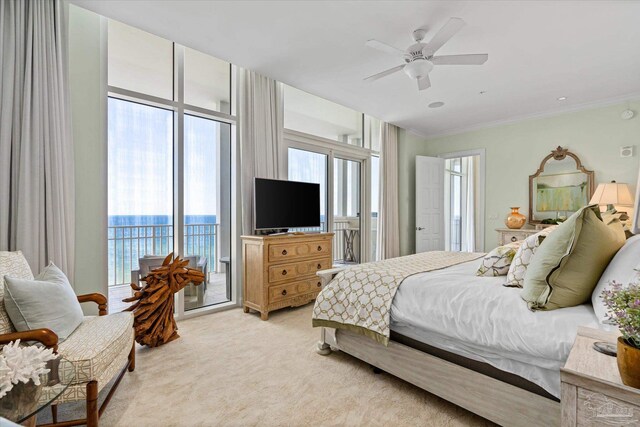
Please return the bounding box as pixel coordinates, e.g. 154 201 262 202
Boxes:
505 207 526 229
0 381 44 422
617 337 640 388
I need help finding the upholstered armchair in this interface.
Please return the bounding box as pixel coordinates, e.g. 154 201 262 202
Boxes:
0 251 135 427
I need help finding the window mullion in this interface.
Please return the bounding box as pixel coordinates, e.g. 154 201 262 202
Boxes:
174 44 186 318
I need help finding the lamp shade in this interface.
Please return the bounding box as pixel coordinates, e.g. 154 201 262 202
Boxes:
589 181 635 207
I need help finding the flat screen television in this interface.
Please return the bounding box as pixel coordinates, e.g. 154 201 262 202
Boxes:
254 178 321 231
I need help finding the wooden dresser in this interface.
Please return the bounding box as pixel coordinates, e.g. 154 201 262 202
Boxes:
242 233 334 320
561 327 640 426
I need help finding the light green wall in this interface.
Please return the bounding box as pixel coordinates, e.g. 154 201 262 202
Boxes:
69 4 107 312
398 101 640 256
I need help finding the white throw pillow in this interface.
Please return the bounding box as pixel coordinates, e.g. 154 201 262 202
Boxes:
4 262 84 340
476 241 522 277
504 226 557 288
591 235 640 324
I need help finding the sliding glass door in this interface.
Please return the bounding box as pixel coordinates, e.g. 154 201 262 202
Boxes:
183 115 231 311
333 158 361 264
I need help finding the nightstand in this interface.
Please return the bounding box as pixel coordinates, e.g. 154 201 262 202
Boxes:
495 227 538 245
561 326 640 426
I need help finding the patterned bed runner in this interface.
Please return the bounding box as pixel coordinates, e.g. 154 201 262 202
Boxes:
312 251 484 345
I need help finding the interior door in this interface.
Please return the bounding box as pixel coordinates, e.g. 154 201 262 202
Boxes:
415 156 445 253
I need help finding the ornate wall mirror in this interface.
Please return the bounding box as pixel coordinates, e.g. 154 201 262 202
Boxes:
529 146 595 224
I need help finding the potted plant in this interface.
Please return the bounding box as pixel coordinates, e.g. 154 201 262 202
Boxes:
602 281 640 388
0 340 57 420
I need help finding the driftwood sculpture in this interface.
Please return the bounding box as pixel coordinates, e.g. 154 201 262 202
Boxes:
123 253 205 347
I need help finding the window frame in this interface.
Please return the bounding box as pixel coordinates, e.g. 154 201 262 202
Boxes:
283 127 377 263
107 35 239 320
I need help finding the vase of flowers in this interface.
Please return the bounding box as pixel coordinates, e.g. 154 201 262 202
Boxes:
0 340 57 421
602 281 640 388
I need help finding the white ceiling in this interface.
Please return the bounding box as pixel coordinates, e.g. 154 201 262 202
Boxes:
70 0 640 137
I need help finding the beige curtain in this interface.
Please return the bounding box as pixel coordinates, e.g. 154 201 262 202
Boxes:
0 0 75 278
377 122 400 259
238 69 284 235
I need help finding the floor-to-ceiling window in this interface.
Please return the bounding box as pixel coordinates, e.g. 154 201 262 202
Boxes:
283 85 380 264
107 20 235 315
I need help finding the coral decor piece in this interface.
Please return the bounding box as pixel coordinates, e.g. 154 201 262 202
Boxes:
123 253 205 348
0 340 56 398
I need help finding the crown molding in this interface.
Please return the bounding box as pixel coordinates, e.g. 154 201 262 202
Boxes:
415 92 640 140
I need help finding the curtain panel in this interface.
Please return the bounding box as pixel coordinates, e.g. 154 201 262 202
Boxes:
238 69 284 235
0 0 75 278
377 122 400 260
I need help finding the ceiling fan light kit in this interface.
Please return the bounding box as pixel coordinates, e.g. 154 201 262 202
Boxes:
364 17 488 91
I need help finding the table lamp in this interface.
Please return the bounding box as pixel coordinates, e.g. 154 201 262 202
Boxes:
589 180 634 212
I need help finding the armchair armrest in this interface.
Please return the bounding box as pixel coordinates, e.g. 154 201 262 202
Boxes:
0 328 59 352
77 293 108 316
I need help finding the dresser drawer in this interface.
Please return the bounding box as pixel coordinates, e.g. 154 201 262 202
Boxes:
268 279 322 303
268 258 332 283
499 230 531 245
576 388 640 426
268 240 331 262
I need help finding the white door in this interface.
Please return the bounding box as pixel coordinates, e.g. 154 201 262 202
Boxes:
415 156 445 253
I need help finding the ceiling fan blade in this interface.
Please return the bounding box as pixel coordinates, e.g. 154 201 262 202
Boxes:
431 54 488 65
364 64 405 82
365 39 406 57
423 17 466 56
417 75 431 91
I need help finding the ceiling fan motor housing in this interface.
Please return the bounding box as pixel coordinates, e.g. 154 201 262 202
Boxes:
404 59 433 79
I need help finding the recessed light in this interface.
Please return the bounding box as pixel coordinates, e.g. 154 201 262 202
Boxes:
429 101 445 108
557 96 567 101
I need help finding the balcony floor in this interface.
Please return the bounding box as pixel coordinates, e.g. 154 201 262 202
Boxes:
108 272 229 313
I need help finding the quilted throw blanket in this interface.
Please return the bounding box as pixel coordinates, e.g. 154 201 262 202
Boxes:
312 251 484 345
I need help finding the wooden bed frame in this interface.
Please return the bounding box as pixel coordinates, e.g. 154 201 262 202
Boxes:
316 268 561 427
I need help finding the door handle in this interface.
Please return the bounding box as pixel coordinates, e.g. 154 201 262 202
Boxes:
416 227 425 231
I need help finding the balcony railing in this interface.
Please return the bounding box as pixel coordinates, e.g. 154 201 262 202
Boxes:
107 223 218 287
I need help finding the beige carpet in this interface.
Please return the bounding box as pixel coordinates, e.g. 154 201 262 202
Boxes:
39 305 494 426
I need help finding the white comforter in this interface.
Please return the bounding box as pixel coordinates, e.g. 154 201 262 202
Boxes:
390 260 601 398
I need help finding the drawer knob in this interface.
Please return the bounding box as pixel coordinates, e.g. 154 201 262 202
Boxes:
282 249 288 256
511 236 518 242
281 289 287 296
317 245 322 251
282 269 287 276
317 281 321 287
317 263 322 269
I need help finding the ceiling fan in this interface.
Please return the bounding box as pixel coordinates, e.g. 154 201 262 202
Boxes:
364 17 488 91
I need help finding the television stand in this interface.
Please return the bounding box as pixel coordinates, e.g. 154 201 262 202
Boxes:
241 232 334 320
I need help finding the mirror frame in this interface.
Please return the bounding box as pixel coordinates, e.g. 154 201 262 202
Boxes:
529 146 595 224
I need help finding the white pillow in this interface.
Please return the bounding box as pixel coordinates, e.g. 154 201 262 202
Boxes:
4 262 84 340
504 226 557 288
592 235 640 324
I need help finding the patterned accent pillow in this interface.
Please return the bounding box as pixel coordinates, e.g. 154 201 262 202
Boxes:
476 241 522 277
0 251 34 334
504 226 557 287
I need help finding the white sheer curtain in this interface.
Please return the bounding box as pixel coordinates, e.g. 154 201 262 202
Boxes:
238 68 284 235
377 122 400 259
0 0 75 278
461 156 481 252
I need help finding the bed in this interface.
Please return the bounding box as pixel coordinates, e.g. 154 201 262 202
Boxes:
314 258 602 427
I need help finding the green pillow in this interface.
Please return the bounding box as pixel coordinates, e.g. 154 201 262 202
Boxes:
4 262 84 340
522 205 625 310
